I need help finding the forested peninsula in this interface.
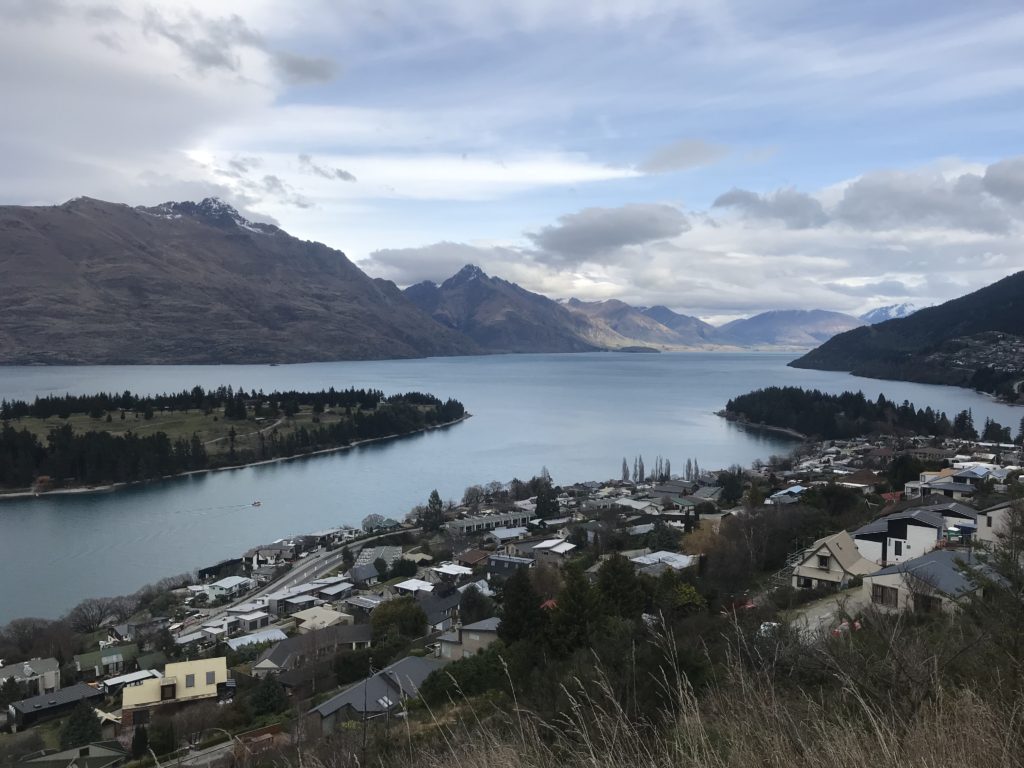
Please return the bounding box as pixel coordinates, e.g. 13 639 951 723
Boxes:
721 386 1020 442
0 386 466 493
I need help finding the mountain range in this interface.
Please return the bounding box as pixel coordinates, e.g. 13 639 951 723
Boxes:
792 271 1024 400
0 197 875 364
859 303 919 324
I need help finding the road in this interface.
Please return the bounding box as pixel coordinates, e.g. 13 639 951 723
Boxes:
175 741 234 768
185 528 421 629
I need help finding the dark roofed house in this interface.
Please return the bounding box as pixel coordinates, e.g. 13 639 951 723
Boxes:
0 657 60 696
7 683 104 732
455 549 490 568
308 656 446 736
19 742 127 768
417 589 462 631
252 623 372 678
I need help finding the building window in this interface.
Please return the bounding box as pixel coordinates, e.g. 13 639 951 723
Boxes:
797 577 813 589
206 671 215 685
894 541 903 557
816 555 830 570
185 674 195 688
987 516 992 528
871 584 898 608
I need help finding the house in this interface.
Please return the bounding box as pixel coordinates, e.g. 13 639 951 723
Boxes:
291 606 353 634
107 616 169 644
0 657 60 696
226 628 288 653
253 624 373 678
629 551 695 572
455 549 490 568
347 563 383 588
308 656 447 735
975 500 1019 547
487 554 534 581
235 611 271 632
852 508 947 566
791 530 878 590
7 683 104 732
768 485 807 505
100 669 162 695
393 578 435 595
530 538 577 565
862 549 999 613
438 617 501 661
446 510 532 536
120 658 229 727
487 527 529 546
354 546 403 570
205 575 253 601
343 593 390 615
317 581 355 602
431 563 474 580
417 589 462 631
74 645 139 681
19 741 127 768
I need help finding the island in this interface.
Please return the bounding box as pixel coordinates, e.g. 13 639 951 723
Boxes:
0 386 467 495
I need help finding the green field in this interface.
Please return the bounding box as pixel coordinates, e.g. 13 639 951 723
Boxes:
14 405 357 459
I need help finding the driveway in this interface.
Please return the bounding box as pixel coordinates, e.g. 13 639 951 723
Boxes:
786 587 870 638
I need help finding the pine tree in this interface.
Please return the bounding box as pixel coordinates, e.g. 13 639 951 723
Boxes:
621 457 629 483
60 702 102 749
547 565 603 656
638 455 645 483
499 567 545 644
424 488 445 531
131 724 149 759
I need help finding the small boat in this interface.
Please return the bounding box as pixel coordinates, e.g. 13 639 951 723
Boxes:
252 500 262 507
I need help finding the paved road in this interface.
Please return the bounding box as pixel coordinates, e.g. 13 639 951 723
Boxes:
184 528 421 629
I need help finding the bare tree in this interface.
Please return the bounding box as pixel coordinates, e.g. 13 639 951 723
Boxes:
67 598 114 634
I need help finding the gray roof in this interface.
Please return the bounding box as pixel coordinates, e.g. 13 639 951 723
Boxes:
461 617 500 632
312 656 446 718
417 590 462 626
925 482 976 493
0 657 59 681
872 549 999 598
348 563 380 583
256 623 372 669
11 683 103 714
853 508 946 537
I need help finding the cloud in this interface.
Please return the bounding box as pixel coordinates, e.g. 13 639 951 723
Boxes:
639 138 728 173
298 154 356 182
833 169 1012 233
272 52 336 85
713 187 829 229
823 279 915 297
526 204 689 264
982 156 1024 204
361 242 521 286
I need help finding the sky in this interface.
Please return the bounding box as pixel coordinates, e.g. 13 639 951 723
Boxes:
3 1 1024 322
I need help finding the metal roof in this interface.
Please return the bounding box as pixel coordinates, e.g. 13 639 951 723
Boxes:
11 683 103 714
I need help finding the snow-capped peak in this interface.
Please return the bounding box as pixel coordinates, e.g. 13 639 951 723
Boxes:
859 303 919 324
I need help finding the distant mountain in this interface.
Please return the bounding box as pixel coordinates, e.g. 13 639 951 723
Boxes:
859 303 919 324
404 265 598 353
0 197 476 363
716 310 864 348
562 299 717 349
791 271 1024 399
641 305 719 344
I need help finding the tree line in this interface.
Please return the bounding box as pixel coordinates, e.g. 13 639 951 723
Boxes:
725 386 1022 441
0 389 465 489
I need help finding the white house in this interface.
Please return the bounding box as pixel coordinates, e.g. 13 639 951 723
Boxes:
862 549 998 614
851 508 947 566
792 530 878 590
206 575 253 600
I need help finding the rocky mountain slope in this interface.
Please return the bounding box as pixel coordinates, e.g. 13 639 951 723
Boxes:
716 310 864 348
859 303 919 324
0 197 476 364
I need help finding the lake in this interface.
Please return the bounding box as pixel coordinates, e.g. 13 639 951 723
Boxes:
0 351 1020 622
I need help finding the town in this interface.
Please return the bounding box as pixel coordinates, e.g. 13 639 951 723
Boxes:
2 428 1023 768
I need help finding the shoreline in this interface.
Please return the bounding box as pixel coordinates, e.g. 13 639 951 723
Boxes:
0 413 472 501
716 410 808 441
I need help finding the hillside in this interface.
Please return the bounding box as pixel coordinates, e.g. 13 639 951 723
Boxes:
791 271 1024 399
859 303 919 324
642 305 720 344
404 265 598 353
717 309 864 348
563 299 716 349
0 197 476 364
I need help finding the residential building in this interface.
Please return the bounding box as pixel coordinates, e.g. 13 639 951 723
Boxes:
438 617 500 661
976 500 1019 547
205 575 253 600
455 549 490 568
446 510 532 535
291 606 353 634
862 550 998 613
852 508 946 566
0 657 60 696
74 645 139 681
416 589 462 631
487 554 534 581
792 530 878 589
120 658 229 727
19 742 127 768
7 683 104 732
100 670 162 695
308 656 446 735
530 538 577 565
226 628 288 653
253 624 373 678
